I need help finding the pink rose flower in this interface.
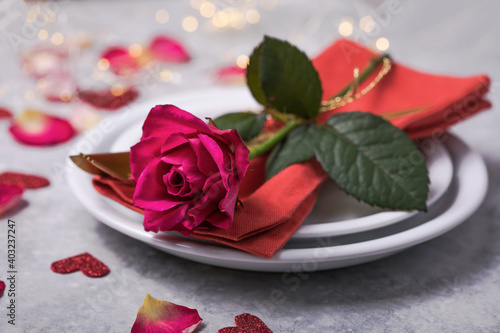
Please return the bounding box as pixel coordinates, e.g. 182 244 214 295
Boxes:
130 105 250 236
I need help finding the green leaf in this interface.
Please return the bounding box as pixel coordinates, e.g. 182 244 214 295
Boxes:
259 36 322 119
265 124 317 179
314 112 429 211
246 43 267 105
213 112 267 141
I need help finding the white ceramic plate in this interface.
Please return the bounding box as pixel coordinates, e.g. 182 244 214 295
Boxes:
107 87 453 239
66 88 487 272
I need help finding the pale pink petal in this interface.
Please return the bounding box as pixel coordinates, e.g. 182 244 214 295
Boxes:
23 47 67 79
101 46 139 76
216 66 246 84
148 36 191 63
0 184 23 216
78 87 139 110
9 110 76 146
131 294 202 333
38 72 76 103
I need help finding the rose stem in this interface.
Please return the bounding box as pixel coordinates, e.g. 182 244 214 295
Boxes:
248 118 299 160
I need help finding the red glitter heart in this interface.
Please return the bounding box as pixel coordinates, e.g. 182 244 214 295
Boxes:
51 252 110 278
0 107 12 120
219 313 273 333
0 281 5 298
0 172 50 189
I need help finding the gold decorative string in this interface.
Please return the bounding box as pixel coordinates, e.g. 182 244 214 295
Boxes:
320 56 392 113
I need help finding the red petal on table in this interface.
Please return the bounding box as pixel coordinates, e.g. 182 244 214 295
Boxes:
149 36 191 63
216 66 246 84
0 107 13 120
51 252 110 277
0 172 50 189
131 294 202 333
101 46 140 75
9 110 76 146
78 87 139 110
0 184 23 216
219 314 272 333
39 73 76 103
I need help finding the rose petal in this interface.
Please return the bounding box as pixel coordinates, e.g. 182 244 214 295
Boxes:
78 87 139 110
134 157 187 211
0 281 5 298
0 172 50 189
130 137 163 181
143 206 189 234
23 47 67 79
101 46 139 76
148 36 191 63
0 107 13 120
38 72 76 103
0 184 23 216
131 294 202 333
9 110 76 146
140 105 210 140
216 66 246 84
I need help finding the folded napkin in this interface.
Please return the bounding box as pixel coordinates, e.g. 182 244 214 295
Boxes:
92 39 490 258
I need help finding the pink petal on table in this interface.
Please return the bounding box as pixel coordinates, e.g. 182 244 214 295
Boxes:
0 184 23 216
9 110 76 146
0 107 13 120
149 36 191 63
216 66 246 84
78 87 139 110
131 294 202 333
38 73 76 103
101 46 140 76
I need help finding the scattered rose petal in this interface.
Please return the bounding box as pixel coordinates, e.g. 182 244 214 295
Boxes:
51 252 110 277
0 172 50 189
101 46 139 76
38 72 76 103
9 110 76 146
78 87 139 110
69 105 102 132
131 294 202 333
216 66 246 84
0 281 5 298
0 107 13 120
149 36 191 63
219 314 272 333
23 47 67 79
0 184 23 216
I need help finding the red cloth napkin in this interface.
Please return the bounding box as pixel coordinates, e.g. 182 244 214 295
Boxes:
92 39 491 258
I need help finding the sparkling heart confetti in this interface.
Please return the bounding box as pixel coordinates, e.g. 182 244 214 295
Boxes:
51 252 110 278
219 314 273 333
0 172 50 189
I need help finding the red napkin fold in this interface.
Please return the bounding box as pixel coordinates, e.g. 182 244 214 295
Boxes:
92 39 491 258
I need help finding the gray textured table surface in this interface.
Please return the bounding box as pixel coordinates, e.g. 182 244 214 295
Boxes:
1 0 499 332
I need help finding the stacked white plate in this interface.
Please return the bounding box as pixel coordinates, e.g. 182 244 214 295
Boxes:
67 87 488 272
